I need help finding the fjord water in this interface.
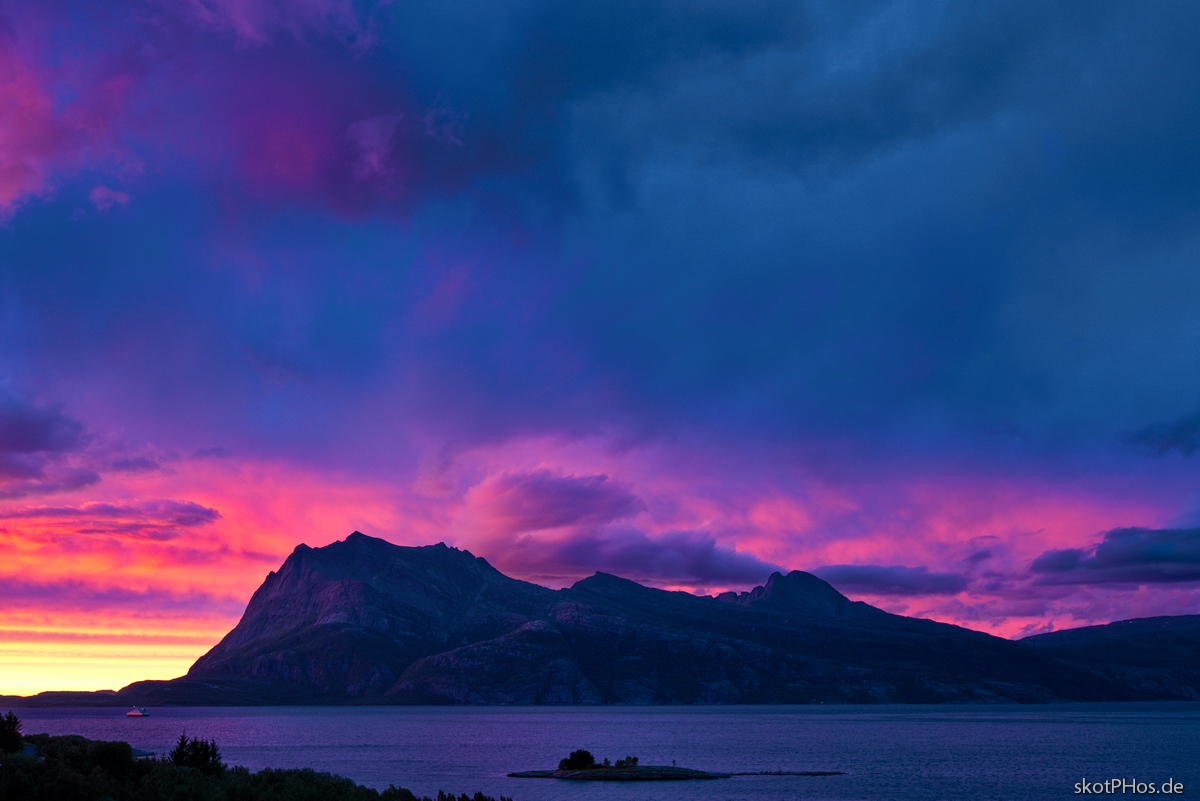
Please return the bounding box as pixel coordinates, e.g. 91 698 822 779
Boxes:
15 704 1198 801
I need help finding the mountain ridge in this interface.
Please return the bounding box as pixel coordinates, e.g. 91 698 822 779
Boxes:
6 532 1199 706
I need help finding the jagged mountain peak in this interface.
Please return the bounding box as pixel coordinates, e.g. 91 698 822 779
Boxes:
278 533 493 581
715 568 861 618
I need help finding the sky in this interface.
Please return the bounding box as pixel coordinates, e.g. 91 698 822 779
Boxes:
3 0 1200 695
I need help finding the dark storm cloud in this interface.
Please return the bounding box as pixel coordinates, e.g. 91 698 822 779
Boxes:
813 564 969 596
4 3 1200 544
375 0 1200 455
5 0 1200 641
1030 527 1200 585
8 0 1200 469
473 470 645 534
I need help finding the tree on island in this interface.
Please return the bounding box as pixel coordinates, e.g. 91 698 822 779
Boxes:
0 710 21 754
556 750 642 771
558 749 596 770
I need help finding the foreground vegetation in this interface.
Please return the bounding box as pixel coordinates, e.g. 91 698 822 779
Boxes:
0 711 510 801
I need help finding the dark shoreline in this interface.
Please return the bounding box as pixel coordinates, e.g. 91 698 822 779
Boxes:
6 689 1200 709
507 766 847 781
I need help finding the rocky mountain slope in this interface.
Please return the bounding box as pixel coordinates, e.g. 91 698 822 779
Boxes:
1021 615 1200 700
136 533 1172 703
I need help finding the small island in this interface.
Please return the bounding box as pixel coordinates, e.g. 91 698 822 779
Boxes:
507 749 845 781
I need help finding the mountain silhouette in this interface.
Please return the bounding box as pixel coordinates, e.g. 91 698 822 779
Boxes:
7 532 1199 706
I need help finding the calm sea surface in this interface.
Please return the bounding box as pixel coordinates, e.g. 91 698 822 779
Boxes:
12 704 1198 801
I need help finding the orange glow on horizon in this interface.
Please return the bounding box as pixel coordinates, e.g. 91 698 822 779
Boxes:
0 640 213 696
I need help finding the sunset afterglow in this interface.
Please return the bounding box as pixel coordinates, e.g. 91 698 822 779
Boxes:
4 0 1200 696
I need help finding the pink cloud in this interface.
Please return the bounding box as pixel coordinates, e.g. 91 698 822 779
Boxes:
349 112 403 180
465 469 645 535
0 44 71 215
89 185 129 211
0 14 146 221
175 0 385 48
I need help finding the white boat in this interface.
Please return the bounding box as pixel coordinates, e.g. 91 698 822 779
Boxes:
125 707 149 717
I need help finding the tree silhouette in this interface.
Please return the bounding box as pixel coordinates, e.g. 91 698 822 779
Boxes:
167 731 225 776
0 710 22 753
558 749 596 770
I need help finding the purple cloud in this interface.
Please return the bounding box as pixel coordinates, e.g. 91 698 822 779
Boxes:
813 564 969 596
0 392 102 498
0 576 244 617
170 0 387 47
192 447 233 459
0 500 221 540
495 527 782 587
473 470 645 534
0 393 85 455
107 456 161 474
1030 527 1200 585
0 468 100 500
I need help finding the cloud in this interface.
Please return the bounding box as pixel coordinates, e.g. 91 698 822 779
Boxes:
0 393 85 455
7 0 1200 651
1030 527 1200 585
468 469 645 534
0 7 145 221
349 113 404 180
0 392 100 498
495 526 782 587
192 447 233 459
0 499 221 540
173 0 387 47
1129 410 1200 456
0 467 100 500
0 576 244 616
89 186 129 212
107 456 162 474
0 43 71 215
812 564 970 596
